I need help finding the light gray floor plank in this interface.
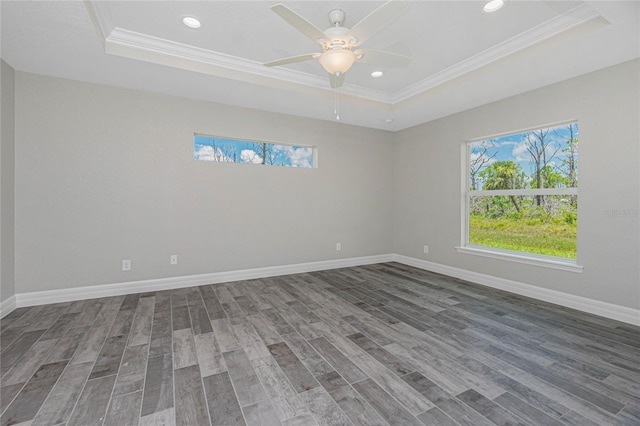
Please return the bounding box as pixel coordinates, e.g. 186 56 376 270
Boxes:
211 318 241 353
113 344 148 397
0 383 23 415
108 307 135 338
216 287 246 320
194 332 226 377
260 309 296 336
104 390 143 426
250 356 311 422
456 388 528 426
350 350 434 415
0 330 46 377
141 353 174 417
246 314 283 346
299 386 353 426
347 332 414 377
223 349 268 407
351 378 423 426
281 413 318 426
149 319 172 358
88 334 127 380
44 326 88 364
416 406 459 426
173 328 198 370
307 337 368 384
128 296 155 347
317 371 388 426
41 313 79 340
172 305 191 331
139 407 176 426
1 339 57 386
69 301 121 366
232 317 271 361
0 361 68 426
67 374 116 426
267 342 320 394
282 332 333 377
493 391 564 426
174 365 210 426
243 400 281 426
202 371 246 426
32 362 93 425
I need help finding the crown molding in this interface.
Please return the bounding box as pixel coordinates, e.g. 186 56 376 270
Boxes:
83 0 114 49
85 1 603 107
391 3 604 104
84 0 393 104
105 27 393 104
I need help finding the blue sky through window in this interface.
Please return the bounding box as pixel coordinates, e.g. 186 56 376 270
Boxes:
470 122 578 190
194 135 313 168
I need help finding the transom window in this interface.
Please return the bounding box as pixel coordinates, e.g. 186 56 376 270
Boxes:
194 134 315 168
465 121 578 260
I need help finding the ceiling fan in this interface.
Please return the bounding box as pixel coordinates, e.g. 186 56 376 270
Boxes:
264 0 411 88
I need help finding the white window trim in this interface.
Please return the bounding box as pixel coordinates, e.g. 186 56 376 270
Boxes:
471 188 577 196
455 245 583 273
462 122 580 270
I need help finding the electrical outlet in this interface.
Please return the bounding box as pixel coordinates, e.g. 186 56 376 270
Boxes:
170 255 178 265
336 242 342 251
122 259 131 271
423 245 429 254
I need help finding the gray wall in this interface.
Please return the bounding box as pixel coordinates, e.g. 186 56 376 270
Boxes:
394 59 640 310
10 60 640 313
14 72 394 293
1 59 16 303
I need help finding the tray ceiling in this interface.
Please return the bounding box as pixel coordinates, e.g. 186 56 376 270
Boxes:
2 1 638 130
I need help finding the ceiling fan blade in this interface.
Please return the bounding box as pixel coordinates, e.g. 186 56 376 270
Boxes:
271 4 326 45
264 53 319 67
329 72 345 88
346 0 407 46
354 49 411 67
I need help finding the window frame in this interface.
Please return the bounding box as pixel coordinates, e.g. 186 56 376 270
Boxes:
457 120 583 272
193 133 318 168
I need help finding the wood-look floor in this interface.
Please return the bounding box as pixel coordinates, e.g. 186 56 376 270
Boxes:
1 262 639 426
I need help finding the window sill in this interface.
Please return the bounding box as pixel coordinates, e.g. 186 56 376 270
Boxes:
455 246 583 273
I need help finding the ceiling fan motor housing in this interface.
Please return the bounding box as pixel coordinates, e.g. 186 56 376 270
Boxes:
328 9 346 27
265 1 411 89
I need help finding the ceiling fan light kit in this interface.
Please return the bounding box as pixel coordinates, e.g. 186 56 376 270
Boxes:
264 0 411 88
319 49 356 75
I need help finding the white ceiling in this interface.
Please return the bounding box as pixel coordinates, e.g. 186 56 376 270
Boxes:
1 1 638 131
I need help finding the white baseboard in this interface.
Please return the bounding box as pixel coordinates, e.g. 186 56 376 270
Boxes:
4 253 639 327
0 295 17 318
13 254 394 309
393 254 640 326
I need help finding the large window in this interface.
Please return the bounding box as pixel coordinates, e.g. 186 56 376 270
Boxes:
465 122 578 262
194 134 315 168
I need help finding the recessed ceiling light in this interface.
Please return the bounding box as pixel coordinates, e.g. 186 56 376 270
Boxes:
371 71 384 78
383 118 394 123
182 16 201 29
483 0 505 13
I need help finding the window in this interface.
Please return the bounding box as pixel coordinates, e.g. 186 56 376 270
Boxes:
463 121 578 264
194 134 315 168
